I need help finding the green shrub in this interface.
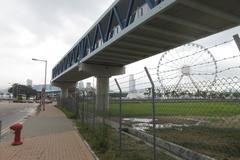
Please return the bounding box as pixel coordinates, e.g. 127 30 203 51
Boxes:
77 122 109 154
59 106 77 119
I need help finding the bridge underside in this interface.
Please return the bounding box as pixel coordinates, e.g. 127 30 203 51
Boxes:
54 67 92 83
84 0 239 66
53 0 240 83
52 0 240 113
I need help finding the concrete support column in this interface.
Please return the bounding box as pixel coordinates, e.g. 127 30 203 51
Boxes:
79 63 125 113
96 76 109 112
52 82 76 98
61 88 69 98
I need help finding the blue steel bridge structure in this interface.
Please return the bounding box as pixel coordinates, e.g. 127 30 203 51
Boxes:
51 0 240 98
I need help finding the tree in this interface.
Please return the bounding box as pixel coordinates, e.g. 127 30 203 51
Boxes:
144 88 152 98
8 83 37 99
109 92 128 98
156 88 163 98
232 92 240 98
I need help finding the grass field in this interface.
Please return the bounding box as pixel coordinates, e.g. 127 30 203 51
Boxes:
154 127 240 160
110 102 240 117
76 123 176 160
60 101 240 159
60 105 177 160
110 102 240 159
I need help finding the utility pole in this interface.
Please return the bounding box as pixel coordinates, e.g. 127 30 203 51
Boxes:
32 58 47 111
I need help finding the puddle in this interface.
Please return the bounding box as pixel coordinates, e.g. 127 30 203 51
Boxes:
123 118 205 132
123 118 152 123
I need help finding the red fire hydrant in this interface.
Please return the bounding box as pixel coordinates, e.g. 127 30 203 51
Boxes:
10 123 23 146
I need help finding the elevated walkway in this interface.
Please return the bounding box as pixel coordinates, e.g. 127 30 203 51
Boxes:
52 0 240 83
51 0 240 112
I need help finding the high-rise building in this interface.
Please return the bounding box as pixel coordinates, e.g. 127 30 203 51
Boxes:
129 74 136 93
78 81 84 90
86 82 91 89
26 79 33 87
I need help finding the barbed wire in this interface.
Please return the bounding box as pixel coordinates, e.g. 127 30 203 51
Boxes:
158 54 240 75
110 71 158 87
109 70 147 86
158 39 234 67
157 80 240 89
111 77 240 93
111 66 240 90
111 64 240 90
109 39 238 91
191 65 240 76
111 70 147 81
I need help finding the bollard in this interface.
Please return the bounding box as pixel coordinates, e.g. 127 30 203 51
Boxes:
10 123 23 145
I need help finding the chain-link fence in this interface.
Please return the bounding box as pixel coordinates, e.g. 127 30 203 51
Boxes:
57 39 240 160
57 78 240 160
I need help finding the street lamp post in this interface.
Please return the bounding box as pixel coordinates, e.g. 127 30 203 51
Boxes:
32 58 47 111
8 83 13 102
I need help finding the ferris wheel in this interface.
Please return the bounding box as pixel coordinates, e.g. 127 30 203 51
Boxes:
157 43 217 92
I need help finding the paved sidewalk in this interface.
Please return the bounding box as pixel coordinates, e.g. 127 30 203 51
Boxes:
0 104 95 160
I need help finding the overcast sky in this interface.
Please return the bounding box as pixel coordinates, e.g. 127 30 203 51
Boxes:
0 0 239 90
0 0 115 89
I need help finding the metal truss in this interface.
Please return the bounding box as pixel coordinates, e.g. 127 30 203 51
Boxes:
52 0 165 79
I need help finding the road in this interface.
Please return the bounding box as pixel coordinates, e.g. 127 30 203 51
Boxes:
0 101 37 135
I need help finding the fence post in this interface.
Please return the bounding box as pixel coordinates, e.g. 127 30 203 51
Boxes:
86 91 89 125
75 89 79 120
81 90 85 123
115 78 122 155
144 67 156 160
233 34 240 52
92 92 96 131
0 120 2 142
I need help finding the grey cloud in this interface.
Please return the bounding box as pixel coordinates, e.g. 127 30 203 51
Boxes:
0 0 114 46
0 0 114 89
18 0 114 35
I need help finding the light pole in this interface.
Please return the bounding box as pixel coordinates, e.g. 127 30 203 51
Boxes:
32 58 47 111
8 83 13 102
